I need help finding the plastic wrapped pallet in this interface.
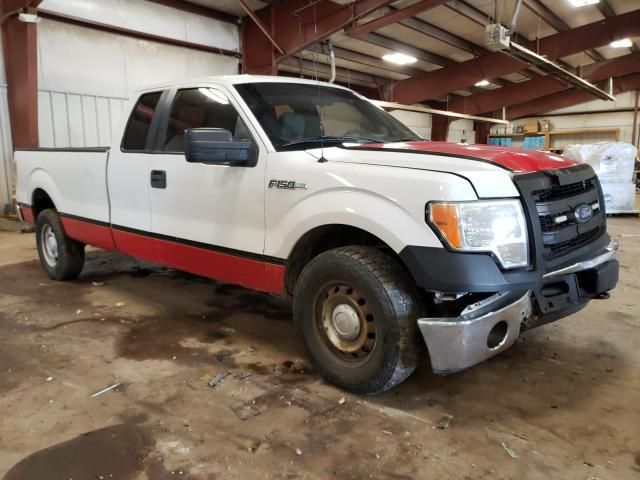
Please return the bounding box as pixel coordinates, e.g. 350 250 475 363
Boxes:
563 142 636 183
563 142 637 214
601 183 636 213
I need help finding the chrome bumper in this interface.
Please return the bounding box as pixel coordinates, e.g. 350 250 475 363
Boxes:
543 239 618 279
418 292 532 374
418 239 619 374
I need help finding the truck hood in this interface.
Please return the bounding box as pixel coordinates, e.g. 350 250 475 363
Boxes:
345 140 578 173
307 141 579 198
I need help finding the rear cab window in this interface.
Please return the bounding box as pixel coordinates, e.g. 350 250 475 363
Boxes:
121 91 163 151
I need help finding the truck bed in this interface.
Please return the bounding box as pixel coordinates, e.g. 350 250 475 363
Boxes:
15 147 112 225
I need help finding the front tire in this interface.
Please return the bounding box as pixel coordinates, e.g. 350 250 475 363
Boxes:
293 246 424 395
36 209 85 280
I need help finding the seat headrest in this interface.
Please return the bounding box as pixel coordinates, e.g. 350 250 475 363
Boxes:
279 112 306 139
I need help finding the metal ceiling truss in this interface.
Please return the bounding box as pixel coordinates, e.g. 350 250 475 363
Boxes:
448 52 640 115
387 10 640 105
508 73 640 119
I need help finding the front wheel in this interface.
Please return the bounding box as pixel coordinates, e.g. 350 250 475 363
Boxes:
293 246 424 395
35 209 85 280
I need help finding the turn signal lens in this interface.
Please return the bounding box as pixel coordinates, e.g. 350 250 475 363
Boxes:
429 203 462 248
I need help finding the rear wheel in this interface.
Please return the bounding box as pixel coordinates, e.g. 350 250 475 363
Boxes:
36 209 85 280
293 246 424 395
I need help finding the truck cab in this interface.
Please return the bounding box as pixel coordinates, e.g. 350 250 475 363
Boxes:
15 75 619 394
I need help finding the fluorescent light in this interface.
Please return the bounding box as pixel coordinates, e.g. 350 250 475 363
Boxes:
475 79 490 87
610 38 633 48
382 53 417 65
568 0 599 6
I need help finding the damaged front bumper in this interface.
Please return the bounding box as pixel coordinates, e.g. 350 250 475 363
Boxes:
418 239 619 375
418 292 532 374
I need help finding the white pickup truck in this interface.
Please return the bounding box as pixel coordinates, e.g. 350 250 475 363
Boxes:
16 76 619 394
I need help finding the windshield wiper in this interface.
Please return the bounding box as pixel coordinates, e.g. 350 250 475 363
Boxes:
280 135 381 149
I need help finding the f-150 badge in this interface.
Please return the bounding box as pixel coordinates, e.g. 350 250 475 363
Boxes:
268 180 307 190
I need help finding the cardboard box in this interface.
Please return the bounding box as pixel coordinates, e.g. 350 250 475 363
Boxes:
522 120 539 133
539 119 551 132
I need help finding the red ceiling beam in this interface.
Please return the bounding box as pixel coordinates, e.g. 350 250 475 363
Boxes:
242 0 396 74
0 0 40 16
389 9 640 105
448 52 640 115
348 0 447 37
1 2 39 148
508 74 640 119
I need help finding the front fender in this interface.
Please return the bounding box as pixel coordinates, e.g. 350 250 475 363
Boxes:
267 188 443 259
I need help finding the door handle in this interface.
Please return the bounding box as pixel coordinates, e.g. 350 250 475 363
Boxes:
150 170 166 189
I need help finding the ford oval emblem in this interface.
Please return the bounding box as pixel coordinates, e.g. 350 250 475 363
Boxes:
574 204 593 224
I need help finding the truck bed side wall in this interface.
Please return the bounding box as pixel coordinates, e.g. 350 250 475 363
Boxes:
15 149 116 250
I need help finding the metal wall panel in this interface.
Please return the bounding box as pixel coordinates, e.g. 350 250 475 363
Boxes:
37 89 127 148
0 86 13 211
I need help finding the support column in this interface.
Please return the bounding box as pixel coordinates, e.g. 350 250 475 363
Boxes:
474 121 489 144
2 9 38 148
431 114 451 141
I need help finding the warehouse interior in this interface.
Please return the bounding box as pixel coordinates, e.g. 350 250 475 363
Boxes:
0 0 639 478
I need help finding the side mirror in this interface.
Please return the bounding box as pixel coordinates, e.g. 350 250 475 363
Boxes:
185 128 256 166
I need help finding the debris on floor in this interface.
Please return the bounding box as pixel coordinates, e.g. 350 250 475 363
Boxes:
501 442 519 459
207 372 229 389
228 400 261 421
232 370 252 380
90 383 121 398
433 414 454 430
338 397 346 405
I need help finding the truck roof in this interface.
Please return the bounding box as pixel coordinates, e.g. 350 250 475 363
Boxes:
134 74 352 94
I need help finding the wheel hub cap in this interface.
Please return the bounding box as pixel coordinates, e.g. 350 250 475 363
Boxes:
331 304 361 340
41 224 59 267
316 284 377 362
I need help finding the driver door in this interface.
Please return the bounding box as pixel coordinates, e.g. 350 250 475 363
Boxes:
147 86 272 291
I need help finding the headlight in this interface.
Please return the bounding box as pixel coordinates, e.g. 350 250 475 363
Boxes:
428 200 529 269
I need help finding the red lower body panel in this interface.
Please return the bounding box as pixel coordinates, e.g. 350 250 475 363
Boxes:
61 217 116 250
18 204 34 224
60 215 285 295
155 237 285 295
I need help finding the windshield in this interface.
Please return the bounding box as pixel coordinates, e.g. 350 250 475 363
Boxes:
234 82 421 151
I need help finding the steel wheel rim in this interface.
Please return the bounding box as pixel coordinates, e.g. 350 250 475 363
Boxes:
315 283 377 364
41 224 59 267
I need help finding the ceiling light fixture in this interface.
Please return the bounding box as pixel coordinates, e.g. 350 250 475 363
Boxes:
382 53 418 65
475 79 490 87
568 0 599 7
610 38 633 48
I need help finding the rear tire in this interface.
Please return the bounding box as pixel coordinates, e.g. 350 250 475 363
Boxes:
293 246 424 395
35 209 85 280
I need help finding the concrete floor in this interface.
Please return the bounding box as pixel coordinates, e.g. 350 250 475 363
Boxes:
0 218 639 480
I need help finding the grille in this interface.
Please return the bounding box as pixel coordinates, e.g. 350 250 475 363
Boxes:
514 166 605 268
543 227 603 260
539 210 571 232
534 177 596 202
